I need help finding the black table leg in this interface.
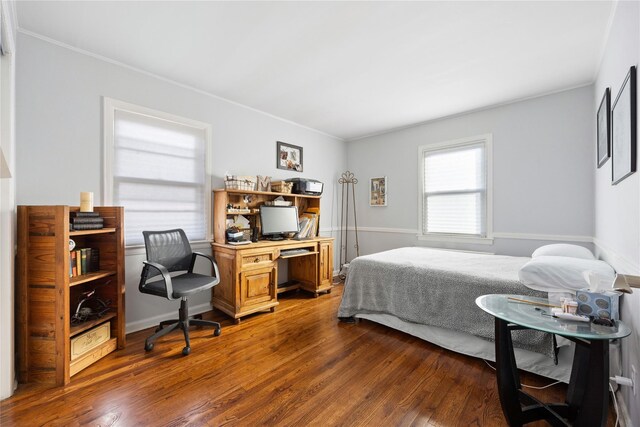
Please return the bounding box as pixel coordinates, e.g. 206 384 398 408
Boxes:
495 318 524 426
566 339 609 427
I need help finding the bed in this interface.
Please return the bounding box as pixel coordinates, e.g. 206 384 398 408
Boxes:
337 247 575 382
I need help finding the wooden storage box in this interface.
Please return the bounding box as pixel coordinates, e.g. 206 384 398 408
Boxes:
271 181 293 194
71 321 111 361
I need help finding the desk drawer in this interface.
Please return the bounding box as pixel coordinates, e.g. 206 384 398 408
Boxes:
241 250 276 268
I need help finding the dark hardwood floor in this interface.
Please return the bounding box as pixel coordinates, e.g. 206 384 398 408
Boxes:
1 284 615 426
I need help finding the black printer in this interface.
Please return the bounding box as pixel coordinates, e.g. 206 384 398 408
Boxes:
285 178 324 195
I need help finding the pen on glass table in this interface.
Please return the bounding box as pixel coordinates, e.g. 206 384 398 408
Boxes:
507 296 561 308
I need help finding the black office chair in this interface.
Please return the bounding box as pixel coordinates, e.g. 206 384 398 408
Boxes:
139 229 221 355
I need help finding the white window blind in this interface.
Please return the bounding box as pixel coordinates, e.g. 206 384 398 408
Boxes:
112 109 208 246
422 141 487 237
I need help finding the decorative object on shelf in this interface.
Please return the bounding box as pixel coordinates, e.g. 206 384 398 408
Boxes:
597 88 610 168
369 176 387 206
69 239 76 251
71 288 112 325
612 66 636 185
79 192 94 212
277 141 303 172
271 181 293 194
224 175 257 191
70 322 111 361
257 175 272 192
338 171 360 278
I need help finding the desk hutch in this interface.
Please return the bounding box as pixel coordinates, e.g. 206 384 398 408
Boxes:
211 189 334 323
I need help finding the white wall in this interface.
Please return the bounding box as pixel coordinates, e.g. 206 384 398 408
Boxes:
0 0 17 400
15 33 346 334
345 86 595 258
593 1 640 422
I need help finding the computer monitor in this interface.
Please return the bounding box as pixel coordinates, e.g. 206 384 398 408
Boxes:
260 206 299 240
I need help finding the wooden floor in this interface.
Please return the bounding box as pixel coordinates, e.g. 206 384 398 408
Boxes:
1 284 615 426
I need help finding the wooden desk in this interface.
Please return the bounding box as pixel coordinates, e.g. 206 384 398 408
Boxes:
211 237 334 323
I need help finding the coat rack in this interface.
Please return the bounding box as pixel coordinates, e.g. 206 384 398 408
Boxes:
338 171 360 277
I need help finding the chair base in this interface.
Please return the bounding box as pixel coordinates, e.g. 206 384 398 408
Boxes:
144 297 221 355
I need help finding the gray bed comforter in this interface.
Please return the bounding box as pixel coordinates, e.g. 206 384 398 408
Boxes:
337 247 554 357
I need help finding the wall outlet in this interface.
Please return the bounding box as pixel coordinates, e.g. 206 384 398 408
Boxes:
632 365 637 396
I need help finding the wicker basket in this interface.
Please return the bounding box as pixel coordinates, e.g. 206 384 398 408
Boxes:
271 181 293 194
225 175 257 191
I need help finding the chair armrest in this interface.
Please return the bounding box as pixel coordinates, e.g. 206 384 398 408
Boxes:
191 252 220 284
140 261 175 300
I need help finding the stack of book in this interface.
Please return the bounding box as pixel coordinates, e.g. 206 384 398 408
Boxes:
296 211 319 239
69 248 100 278
71 212 104 230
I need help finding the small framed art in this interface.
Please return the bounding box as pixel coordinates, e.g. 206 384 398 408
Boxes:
611 66 637 185
597 87 610 168
370 176 387 206
277 141 303 172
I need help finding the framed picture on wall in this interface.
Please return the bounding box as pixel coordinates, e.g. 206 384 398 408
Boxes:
277 141 303 172
596 87 610 168
611 66 637 185
370 176 387 206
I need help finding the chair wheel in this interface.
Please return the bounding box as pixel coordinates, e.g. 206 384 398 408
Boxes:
214 328 221 337
145 342 154 352
182 346 191 356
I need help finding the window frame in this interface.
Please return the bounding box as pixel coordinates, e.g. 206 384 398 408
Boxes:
103 97 213 248
417 133 493 245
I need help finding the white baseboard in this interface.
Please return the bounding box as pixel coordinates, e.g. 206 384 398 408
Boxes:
126 302 213 334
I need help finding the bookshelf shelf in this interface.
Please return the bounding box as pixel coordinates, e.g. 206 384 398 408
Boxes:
70 227 116 236
69 270 117 287
17 205 125 386
69 312 117 338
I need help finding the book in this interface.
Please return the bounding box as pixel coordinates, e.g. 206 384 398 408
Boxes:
72 223 104 230
70 251 77 277
89 248 100 272
76 250 82 275
80 249 88 274
72 212 100 218
72 217 104 224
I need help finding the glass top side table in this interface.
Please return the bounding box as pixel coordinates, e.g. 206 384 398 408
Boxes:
476 294 631 427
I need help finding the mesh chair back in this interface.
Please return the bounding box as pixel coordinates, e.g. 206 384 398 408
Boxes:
142 229 193 277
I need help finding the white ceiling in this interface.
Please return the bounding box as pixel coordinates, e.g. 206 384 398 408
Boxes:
17 1 614 140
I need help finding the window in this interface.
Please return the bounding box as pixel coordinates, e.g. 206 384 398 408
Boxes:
418 134 492 243
104 98 212 246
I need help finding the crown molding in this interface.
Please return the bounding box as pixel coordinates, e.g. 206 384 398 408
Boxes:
16 28 345 143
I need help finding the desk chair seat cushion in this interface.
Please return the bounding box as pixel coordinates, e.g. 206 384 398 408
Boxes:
141 272 218 299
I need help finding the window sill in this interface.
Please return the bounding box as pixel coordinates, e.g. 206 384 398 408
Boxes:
417 234 494 245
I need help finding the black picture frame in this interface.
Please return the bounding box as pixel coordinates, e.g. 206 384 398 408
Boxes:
596 87 610 168
612 66 637 185
276 141 303 172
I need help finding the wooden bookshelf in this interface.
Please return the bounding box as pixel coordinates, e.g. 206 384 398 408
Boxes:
16 205 125 386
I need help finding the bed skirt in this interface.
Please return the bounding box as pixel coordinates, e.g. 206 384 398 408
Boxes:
355 312 573 383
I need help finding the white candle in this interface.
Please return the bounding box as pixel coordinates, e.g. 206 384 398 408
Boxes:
80 192 94 212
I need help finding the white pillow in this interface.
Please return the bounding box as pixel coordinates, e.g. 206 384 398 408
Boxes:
518 256 615 292
531 244 595 260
